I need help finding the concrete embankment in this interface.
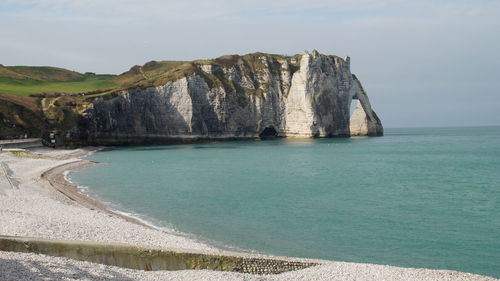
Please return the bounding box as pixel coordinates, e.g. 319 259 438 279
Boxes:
0 236 318 274
0 138 42 149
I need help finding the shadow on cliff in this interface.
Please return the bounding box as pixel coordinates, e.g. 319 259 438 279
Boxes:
186 75 261 137
186 76 221 136
76 87 191 145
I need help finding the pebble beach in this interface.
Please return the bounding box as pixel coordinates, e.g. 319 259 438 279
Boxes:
0 147 497 281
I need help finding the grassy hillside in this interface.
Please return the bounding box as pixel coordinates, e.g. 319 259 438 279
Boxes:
114 60 187 87
0 65 119 96
0 61 195 97
0 65 29 80
0 75 118 96
6 66 84 81
0 65 120 138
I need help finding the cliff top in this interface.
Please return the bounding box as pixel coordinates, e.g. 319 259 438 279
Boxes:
118 52 344 92
0 51 343 98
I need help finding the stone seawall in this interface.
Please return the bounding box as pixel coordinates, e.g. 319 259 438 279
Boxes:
0 138 42 149
0 236 318 275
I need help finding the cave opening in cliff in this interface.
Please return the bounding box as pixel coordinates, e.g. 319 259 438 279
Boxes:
259 126 278 139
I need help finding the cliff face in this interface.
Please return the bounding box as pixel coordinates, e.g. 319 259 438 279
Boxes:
70 51 382 144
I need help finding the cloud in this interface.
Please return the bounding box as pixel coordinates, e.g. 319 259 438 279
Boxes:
2 0 499 24
1 0 499 127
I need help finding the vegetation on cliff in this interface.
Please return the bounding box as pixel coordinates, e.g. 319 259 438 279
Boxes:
0 52 350 140
0 65 118 96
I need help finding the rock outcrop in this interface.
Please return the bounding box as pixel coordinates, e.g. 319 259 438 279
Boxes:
70 51 383 144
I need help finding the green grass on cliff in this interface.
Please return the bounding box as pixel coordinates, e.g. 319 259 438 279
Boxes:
114 52 302 93
114 60 188 87
0 75 119 96
5 66 84 81
0 65 119 96
0 52 311 98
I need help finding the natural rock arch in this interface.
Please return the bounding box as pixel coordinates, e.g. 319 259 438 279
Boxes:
349 99 369 136
347 76 383 136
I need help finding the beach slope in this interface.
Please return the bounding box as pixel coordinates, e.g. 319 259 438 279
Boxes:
0 148 496 280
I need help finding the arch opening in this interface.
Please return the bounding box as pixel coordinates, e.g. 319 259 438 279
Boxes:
349 99 369 136
350 98 358 117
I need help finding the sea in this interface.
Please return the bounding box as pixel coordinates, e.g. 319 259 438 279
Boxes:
69 126 500 278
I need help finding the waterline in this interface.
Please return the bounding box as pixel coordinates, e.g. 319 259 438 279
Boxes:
70 127 500 278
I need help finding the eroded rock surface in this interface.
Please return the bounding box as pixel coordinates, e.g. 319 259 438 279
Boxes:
71 51 383 144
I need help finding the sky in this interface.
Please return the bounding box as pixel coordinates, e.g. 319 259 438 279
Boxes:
1 0 499 128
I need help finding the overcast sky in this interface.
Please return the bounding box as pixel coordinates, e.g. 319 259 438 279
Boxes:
1 0 499 128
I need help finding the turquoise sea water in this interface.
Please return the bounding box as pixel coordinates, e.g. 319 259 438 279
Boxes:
70 127 500 278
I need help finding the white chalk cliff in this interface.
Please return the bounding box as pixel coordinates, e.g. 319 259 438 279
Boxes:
74 51 383 144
